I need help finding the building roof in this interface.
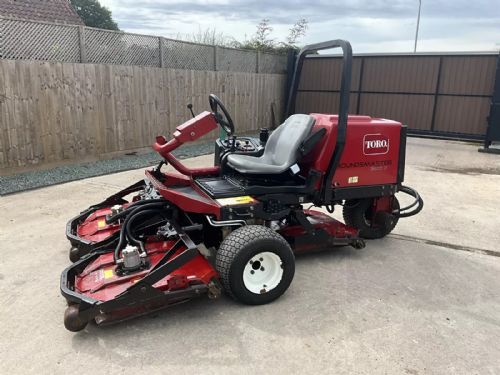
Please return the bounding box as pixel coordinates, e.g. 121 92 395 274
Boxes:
0 0 84 25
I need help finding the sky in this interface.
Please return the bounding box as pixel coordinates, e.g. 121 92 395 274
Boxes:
99 0 500 53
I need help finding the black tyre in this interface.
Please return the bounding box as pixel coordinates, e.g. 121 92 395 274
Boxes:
343 197 400 239
64 305 88 332
215 225 295 305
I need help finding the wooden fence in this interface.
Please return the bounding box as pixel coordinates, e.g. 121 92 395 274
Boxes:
294 53 498 139
0 59 286 171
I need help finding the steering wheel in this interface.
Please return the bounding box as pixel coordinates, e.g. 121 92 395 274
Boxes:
209 94 235 136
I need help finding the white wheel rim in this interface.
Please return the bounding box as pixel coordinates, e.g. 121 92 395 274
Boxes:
243 252 284 294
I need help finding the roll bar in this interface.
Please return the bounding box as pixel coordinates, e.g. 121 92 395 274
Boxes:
285 39 353 203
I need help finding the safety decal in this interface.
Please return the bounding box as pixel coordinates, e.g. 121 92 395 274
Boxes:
217 196 256 206
103 269 114 279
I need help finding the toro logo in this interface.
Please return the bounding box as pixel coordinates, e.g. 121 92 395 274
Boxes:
363 134 389 155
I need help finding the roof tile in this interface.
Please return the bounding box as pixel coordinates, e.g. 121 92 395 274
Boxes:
0 0 84 25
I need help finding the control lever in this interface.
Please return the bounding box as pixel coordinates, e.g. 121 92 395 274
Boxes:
260 128 269 144
230 136 237 152
187 103 195 118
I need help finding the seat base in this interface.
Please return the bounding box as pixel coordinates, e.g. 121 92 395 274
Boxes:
195 176 244 198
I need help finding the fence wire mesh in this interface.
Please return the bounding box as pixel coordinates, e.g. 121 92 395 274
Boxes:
218 47 257 73
161 38 215 70
0 17 80 62
260 52 288 74
85 28 160 66
0 17 287 74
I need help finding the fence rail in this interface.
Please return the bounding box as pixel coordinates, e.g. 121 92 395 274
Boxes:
0 16 287 74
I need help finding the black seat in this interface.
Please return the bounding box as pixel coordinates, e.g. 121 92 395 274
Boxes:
227 114 315 174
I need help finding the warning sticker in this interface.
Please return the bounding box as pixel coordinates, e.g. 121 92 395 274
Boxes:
97 219 106 229
103 269 114 279
217 196 256 206
348 176 359 184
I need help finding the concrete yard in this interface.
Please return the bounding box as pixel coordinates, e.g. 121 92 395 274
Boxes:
1 137 500 374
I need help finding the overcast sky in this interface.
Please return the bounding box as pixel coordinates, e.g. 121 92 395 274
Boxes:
99 0 500 53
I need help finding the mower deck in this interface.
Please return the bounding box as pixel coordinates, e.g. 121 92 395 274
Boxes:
62 223 220 329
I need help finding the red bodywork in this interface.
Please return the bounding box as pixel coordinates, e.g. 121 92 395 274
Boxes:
279 210 359 253
77 206 123 243
303 114 402 188
75 240 217 302
153 111 220 177
145 170 221 218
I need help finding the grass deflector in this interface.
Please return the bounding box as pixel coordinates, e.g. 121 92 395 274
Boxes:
60 40 423 332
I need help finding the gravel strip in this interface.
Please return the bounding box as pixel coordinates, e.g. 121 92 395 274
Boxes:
0 141 214 196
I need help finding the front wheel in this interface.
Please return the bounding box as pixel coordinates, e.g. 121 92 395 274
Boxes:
215 225 295 305
343 197 400 239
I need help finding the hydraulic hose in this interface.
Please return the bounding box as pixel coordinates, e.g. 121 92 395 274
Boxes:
113 202 170 262
395 185 424 218
106 198 168 224
125 209 169 246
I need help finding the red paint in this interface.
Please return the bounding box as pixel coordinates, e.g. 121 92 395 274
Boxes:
77 206 124 243
145 170 221 218
152 111 217 158
75 239 218 302
372 195 395 213
152 111 220 177
163 152 220 177
301 114 402 188
278 209 359 253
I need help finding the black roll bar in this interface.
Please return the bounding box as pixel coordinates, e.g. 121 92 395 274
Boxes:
285 39 353 203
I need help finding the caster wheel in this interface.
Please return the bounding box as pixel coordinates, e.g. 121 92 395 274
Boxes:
64 305 88 332
69 247 80 263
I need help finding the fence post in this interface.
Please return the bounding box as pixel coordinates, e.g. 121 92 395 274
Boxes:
256 51 261 73
430 56 443 132
356 57 365 114
159 37 165 68
214 46 219 71
78 26 87 63
479 52 500 153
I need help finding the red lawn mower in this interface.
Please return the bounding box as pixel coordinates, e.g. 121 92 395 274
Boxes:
60 40 423 331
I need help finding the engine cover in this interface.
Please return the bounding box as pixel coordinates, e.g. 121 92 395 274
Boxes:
303 114 404 188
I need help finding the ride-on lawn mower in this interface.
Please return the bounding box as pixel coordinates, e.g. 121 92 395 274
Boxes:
60 40 423 332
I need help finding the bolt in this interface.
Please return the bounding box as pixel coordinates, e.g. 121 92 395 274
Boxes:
259 257 263 261
249 260 253 264
260 267 265 271
250 270 255 274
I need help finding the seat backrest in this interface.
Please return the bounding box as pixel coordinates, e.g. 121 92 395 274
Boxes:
263 114 315 168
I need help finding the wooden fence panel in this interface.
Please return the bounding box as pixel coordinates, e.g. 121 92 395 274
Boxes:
0 60 286 171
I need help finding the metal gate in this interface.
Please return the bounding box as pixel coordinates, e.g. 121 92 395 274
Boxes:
288 52 499 141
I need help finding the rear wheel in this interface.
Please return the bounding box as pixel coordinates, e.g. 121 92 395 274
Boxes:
343 197 400 239
215 225 295 305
